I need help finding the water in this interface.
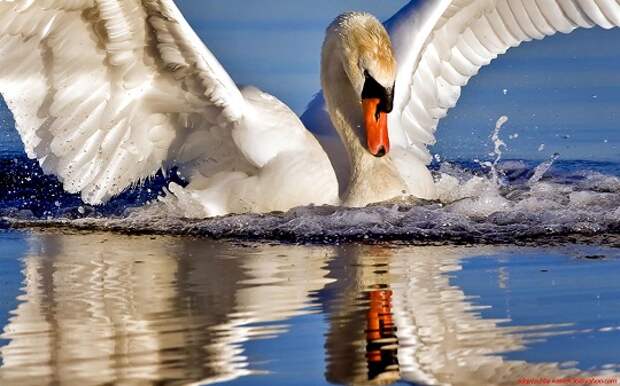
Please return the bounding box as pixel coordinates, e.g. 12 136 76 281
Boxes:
0 148 619 386
0 99 618 243
1 153 619 244
0 230 619 386
1 107 619 385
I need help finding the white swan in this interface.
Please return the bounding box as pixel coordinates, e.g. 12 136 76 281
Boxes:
0 1 618 217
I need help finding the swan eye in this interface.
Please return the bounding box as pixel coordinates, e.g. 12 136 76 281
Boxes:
361 71 394 114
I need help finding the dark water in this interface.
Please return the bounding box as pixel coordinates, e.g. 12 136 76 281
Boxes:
0 229 619 386
1 155 619 244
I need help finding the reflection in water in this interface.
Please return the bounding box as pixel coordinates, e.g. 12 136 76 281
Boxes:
321 245 618 385
0 232 617 386
366 289 399 382
0 233 333 385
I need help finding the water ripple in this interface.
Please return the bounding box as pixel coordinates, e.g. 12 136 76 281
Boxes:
1 233 619 385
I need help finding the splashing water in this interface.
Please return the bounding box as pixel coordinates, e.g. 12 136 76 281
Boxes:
0 116 619 244
528 152 560 186
475 116 508 187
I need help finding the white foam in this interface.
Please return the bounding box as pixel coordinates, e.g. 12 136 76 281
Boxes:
2 116 619 243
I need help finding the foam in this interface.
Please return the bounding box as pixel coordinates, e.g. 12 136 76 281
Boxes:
1 136 619 244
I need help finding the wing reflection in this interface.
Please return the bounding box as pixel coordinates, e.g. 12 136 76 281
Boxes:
0 233 333 386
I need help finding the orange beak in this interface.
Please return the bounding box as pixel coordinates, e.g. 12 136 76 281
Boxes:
363 98 390 157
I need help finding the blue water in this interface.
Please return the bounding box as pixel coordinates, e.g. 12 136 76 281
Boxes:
0 231 25 356
455 248 620 370
0 231 618 385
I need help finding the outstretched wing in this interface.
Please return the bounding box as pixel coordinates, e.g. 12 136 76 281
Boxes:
387 0 620 163
0 0 247 204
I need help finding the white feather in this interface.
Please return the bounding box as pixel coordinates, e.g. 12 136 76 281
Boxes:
383 0 620 166
2 0 619 216
0 0 338 214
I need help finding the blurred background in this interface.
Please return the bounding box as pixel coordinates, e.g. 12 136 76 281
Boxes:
1 0 618 161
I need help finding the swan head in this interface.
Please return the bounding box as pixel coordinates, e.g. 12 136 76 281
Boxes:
326 12 396 157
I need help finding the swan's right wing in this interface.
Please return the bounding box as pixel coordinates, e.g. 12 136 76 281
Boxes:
386 0 620 164
0 0 249 204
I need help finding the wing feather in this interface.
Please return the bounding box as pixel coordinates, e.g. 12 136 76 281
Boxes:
0 0 247 204
387 0 620 164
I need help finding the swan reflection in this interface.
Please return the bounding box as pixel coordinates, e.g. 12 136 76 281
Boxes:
0 233 617 386
0 233 333 385
321 245 618 385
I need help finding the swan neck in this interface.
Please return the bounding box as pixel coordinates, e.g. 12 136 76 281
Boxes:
321 38 407 206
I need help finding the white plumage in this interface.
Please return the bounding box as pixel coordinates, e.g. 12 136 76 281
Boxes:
0 0 618 217
386 0 620 164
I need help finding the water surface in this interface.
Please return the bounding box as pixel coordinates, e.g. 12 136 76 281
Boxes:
1 230 619 385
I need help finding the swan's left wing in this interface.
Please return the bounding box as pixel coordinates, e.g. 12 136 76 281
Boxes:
386 0 620 164
0 0 247 204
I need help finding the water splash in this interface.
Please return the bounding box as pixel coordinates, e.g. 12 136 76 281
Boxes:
474 116 509 187
528 152 560 186
1 142 619 244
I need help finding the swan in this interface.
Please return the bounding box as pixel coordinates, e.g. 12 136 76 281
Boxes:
0 0 618 217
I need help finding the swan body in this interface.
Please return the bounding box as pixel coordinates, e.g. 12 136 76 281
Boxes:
0 0 619 217
168 85 339 216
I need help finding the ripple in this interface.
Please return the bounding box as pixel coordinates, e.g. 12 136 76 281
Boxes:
0 232 619 385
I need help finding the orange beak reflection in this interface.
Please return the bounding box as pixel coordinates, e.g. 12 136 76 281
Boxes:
363 98 390 157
